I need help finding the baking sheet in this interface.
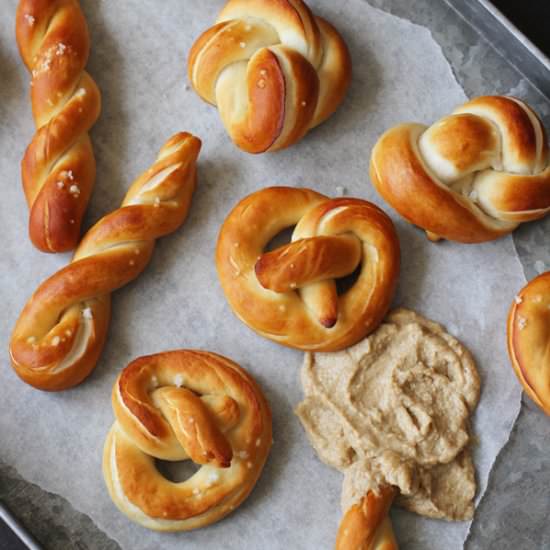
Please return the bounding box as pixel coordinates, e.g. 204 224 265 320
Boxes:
0 0 526 548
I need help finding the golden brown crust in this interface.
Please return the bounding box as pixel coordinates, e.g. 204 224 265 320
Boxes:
216 187 400 351
370 96 550 243
9 133 201 391
16 0 101 252
103 350 272 531
336 487 399 550
188 0 351 153
507 272 550 415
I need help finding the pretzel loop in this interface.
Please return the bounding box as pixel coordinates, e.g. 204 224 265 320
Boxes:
188 0 351 153
10 133 201 391
371 96 550 243
16 0 102 252
217 187 400 351
103 351 272 531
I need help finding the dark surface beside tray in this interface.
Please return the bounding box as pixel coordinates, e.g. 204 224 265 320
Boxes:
491 0 550 57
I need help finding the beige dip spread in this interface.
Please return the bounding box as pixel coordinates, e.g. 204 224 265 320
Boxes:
296 309 480 520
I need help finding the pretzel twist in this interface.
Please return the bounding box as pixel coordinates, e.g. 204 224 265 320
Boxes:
336 487 398 550
16 0 101 252
10 133 201 391
370 96 550 243
188 0 351 153
216 187 400 351
508 272 550 416
103 350 272 531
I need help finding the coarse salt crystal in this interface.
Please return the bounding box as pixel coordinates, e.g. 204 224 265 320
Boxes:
24 14 35 25
69 184 80 195
255 438 261 447
56 43 67 56
514 295 523 304
27 336 36 344
260 69 267 76
52 336 60 346
518 316 527 330
336 185 346 196
82 307 93 319
257 79 266 89
239 41 246 48
56 181 64 189
237 450 249 459
174 374 183 387
192 488 200 495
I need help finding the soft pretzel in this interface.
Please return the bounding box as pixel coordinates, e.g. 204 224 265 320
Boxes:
188 0 351 153
370 96 550 243
103 350 272 531
508 272 550 415
336 486 398 550
216 187 400 351
9 133 201 391
16 0 101 252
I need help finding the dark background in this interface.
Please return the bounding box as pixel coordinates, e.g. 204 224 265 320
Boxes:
492 0 550 56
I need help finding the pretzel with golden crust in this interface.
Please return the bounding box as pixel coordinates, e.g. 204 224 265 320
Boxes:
16 0 101 252
508 272 550 416
188 0 351 153
370 96 550 243
216 187 400 351
9 133 201 391
103 350 272 531
336 487 398 550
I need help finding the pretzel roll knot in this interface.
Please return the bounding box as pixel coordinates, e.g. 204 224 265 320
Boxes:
103 351 272 531
16 0 101 252
336 486 398 550
508 272 550 416
216 187 400 351
188 0 351 153
10 133 201 391
371 95 550 243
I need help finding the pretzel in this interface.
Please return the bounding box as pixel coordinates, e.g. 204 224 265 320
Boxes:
370 96 550 243
16 0 101 252
508 272 550 416
336 487 398 550
9 133 201 391
216 187 400 351
188 0 351 153
102 350 272 531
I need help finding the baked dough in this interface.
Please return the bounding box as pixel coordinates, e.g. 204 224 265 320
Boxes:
188 0 351 153
296 309 480 521
103 350 272 531
370 95 550 243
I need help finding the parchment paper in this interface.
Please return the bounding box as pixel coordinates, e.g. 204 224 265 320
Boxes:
0 1 525 548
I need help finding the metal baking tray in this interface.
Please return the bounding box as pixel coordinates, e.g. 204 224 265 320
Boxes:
0 503 41 550
444 0 550 100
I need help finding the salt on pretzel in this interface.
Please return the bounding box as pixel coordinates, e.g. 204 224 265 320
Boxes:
103 350 272 531
216 187 400 351
188 0 351 153
9 133 201 391
16 0 101 252
336 487 398 550
508 272 550 416
370 96 550 243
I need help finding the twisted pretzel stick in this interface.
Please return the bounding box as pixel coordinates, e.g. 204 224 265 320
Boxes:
10 133 201 390
16 0 101 252
336 486 398 550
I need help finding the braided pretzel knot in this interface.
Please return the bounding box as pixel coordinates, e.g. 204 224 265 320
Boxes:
370 96 550 243
16 0 101 252
336 487 398 550
188 0 351 153
10 133 201 391
103 350 272 531
508 272 550 416
216 187 400 351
